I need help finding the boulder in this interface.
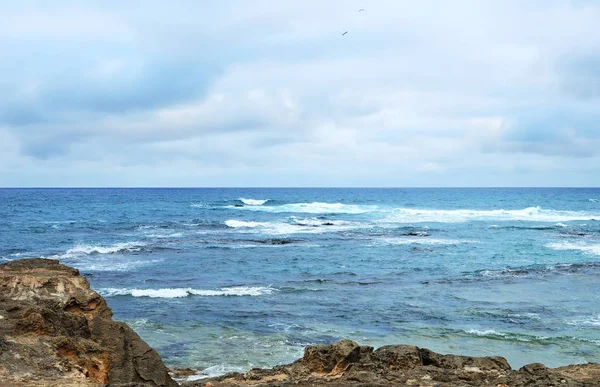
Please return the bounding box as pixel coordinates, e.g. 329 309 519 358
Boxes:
0 258 177 387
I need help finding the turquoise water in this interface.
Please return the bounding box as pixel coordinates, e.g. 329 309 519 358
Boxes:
1 188 599 377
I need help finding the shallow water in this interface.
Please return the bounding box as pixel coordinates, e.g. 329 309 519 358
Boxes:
1 188 599 378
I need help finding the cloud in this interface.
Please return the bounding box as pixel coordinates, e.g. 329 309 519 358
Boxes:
1 1 600 186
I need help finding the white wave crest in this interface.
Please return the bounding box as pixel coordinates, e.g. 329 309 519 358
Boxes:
230 202 377 214
185 364 248 381
375 237 474 246
225 220 263 228
567 315 600 327
54 242 146 259
466 329 506 337
384 206 599 223
225 218 362 235
101 285 277 298
545 241 600 256
239 198 269 206
590 198 600 203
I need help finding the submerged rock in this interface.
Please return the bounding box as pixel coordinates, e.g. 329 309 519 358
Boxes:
0 258 177 387
187 340 600 386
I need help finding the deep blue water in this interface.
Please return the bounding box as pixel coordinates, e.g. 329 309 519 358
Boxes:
1 188 600 378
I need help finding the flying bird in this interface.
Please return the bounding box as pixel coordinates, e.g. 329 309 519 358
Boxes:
340 31 348 36
359 8 365 12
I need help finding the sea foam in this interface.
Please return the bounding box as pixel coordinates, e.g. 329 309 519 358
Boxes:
545 241 600 256
225 218 362 235
239 198 269 206
384 206 599 223
53 241 146 259
229 202 377 214
101 286 277 298
376 237 474 246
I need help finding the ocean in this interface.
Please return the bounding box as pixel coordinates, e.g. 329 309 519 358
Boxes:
1 188 599 378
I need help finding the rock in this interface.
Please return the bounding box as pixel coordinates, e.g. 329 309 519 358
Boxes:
302 339 361 374
0 258 177 387
187 340 600 387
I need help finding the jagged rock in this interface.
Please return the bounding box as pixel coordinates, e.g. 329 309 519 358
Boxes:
0 258 177 387
187 340 600 386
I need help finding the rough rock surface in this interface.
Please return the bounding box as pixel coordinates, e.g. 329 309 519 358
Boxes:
188 340 600 386
0 258 177 387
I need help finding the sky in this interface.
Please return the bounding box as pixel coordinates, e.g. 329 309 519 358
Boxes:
1 0 600 187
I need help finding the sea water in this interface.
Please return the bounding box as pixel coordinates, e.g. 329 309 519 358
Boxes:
1 188 599 378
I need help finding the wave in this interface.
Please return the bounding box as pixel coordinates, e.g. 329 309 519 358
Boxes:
475 261 600 280
239 198 269 206
224 218 362 235
52 242 146 259
545 241 600 256
100 286 277 298
225 220 262 228
228 202 377 214
75 259 163 272
184 364 248 381
384 206 600 223
590 199 600 203
374 237 475 246
462 329 600 346
567 315 600 327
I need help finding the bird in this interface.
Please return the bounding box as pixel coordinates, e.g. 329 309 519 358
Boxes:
359 8 365 12
340 31 348 36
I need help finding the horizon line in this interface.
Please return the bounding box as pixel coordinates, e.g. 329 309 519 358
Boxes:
1 186 599 189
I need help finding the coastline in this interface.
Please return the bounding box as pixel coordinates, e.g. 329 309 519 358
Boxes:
1 258 599 386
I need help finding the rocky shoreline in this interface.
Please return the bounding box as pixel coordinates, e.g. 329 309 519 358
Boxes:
1 258 599 386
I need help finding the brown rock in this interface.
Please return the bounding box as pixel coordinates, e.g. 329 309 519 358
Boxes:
302 339 361 374
0 258 177 386
187 340 600 387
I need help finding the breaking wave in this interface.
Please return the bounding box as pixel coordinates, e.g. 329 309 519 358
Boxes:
239 198 269 206
384 206 599 223
101 286 277 298
545 241 600 256
52 242 146 259
229 202 377 214
463 329 600 346
224 218 363 235
374 237 475 246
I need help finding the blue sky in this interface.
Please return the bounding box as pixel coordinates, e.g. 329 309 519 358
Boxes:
1 0 599 187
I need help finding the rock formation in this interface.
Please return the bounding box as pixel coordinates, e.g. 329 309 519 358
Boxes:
188 340 600 386
1 258 599 386
0 258 177 387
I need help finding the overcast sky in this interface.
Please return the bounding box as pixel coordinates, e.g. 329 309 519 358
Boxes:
1 0 599 187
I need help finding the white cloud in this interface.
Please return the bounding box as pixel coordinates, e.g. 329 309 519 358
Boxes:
1 1 600 186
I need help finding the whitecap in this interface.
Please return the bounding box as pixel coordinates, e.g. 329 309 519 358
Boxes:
71 259 163 272
225 220 263 228
545 241 600 256
567 315 600 327
186 364 248 380
384 206 599 223
465 329 506 337
229 202 377 214
52 241 146 259
225 218 363 235
145 232 184 238
239 198 269 206
590 199 600 203
374 237 475 246
100 285 277 298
